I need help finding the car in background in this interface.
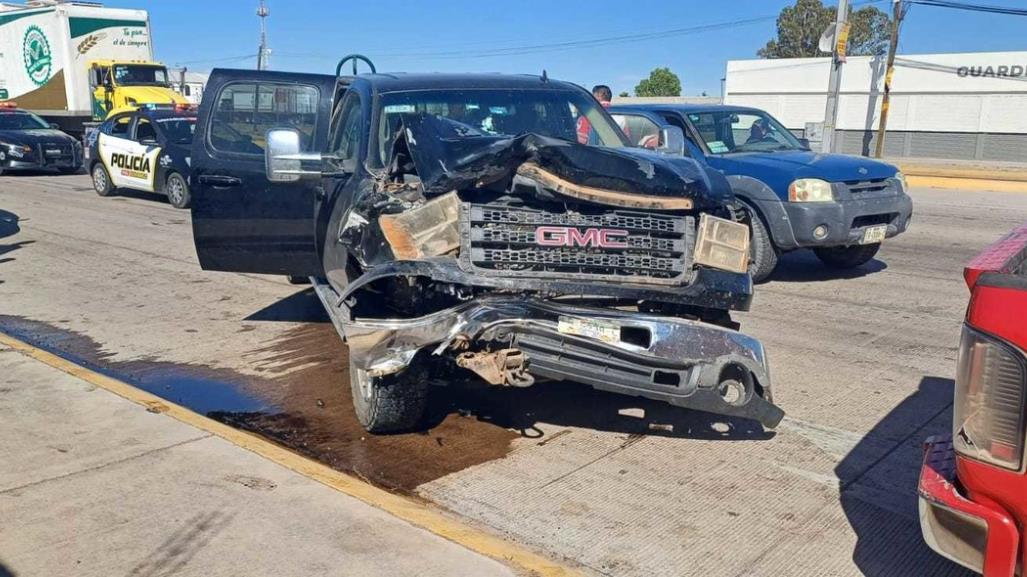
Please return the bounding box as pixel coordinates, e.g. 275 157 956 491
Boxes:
0 103 83 176
608 104 914 281
919 223 1027 576
88 104 196 208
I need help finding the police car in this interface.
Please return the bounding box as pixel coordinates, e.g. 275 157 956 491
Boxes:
0 102 83 175
88 105 196 209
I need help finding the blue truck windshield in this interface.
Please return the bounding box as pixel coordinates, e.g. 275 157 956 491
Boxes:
377 88 626 164
686 110 804 154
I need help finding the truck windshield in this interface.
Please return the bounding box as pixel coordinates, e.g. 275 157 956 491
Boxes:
0 110 50 130
156 117 196 144
376 88 628 165
686 110 805 154
114 65 170 87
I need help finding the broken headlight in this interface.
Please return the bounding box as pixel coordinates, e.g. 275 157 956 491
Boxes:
693 213 750 274
953 326 1027 471
379 191 460 260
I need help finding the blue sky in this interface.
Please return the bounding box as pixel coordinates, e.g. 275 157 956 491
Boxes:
108 0 1027 95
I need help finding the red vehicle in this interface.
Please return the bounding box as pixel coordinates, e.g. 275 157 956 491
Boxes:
919 223 1027 576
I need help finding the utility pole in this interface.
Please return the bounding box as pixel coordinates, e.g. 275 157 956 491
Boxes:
821 0 850 154
256 0 270 71
874 0 906 158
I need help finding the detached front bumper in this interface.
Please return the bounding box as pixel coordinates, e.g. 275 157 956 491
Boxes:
918 435 1020 576
317 287 784 428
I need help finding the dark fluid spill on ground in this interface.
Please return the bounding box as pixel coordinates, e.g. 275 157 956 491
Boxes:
0 315 269 415
0 306 770 493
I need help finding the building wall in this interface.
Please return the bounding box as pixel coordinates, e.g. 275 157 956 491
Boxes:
724 51 1027 161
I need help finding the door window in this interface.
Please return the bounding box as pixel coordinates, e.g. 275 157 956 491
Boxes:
611 114 661 149
134 118 158 144
330 92 364 169
208 82 320 155
107 115 131 137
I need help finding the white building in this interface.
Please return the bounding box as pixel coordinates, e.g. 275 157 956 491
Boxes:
724 51 1027 161
169 69 208 104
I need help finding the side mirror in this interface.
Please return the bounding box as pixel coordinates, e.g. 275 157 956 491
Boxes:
798 137 811 149
49 123 61 130
656 126 686 156
265 128 322 182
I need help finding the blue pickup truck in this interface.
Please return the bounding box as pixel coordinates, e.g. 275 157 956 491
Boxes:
608 104 914 281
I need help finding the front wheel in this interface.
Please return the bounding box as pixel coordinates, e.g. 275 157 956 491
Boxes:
739 205 778 283
91 163 113 197
165 172 191 209
349 362 428 433
813 243 881 269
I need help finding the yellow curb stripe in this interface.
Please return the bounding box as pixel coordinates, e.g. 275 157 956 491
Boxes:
905 175 1027 194
0 331 581 577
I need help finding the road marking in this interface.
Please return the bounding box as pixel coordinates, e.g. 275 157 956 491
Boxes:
0 331 582 577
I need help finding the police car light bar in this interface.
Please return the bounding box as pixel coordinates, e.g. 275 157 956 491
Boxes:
0 102 18 109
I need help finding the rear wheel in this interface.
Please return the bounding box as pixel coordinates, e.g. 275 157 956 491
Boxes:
165 172 191 209
814 243 881 269
91 163 113 197
349 363 428 433
740 204 778 283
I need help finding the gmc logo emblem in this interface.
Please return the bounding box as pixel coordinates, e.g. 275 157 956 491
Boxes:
534 226 629 248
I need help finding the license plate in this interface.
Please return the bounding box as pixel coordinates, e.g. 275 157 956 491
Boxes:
45 148 61 156
557 316 620 343
861 225 887 245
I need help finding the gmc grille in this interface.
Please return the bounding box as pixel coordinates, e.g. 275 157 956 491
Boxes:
459 204 695 285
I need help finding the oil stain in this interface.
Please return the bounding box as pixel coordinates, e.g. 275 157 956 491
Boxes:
0 315 518 493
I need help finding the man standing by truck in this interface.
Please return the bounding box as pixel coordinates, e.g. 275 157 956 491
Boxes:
576 84 613 144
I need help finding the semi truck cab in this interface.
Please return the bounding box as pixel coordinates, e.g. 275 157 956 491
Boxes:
89 60 187 120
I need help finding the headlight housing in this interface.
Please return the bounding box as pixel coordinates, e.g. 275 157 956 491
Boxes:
788 178 834 202
1 142 32 158
894 171 908 193
952 326 1027 471
693 213 750 274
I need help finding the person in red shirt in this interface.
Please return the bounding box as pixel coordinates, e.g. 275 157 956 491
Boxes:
576 84 612 145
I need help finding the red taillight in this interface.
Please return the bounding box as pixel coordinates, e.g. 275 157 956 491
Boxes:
953 326 1027 470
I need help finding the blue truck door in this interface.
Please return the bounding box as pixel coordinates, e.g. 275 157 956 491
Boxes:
190 69 336 276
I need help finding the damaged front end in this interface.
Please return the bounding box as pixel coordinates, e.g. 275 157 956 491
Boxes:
319 114 784 428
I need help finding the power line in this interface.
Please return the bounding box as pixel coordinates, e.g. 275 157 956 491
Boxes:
905 0 1027 16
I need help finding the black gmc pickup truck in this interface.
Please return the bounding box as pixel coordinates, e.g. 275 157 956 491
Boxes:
189 65 785 433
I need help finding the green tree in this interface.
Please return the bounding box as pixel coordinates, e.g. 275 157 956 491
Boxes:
618 91 630 98
758 0 890 58
634 67 682 97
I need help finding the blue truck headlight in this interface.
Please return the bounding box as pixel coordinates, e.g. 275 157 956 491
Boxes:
788 178 834 202
894 172 908 193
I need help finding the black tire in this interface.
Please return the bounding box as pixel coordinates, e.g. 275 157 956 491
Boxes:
814 243 881 269
91 163 113 197
165 172 191 209
742 204 778 283
350 362 428 433
287 275 311 285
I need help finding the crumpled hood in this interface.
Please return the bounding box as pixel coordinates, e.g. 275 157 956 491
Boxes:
0 128 76 147
717 150 897 182
398 114 730 210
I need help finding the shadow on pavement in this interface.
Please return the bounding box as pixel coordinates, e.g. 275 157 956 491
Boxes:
768 249 887 283
837 376 975 577
0 561 15 577
0 210 32 279
244 287 329 323
427 378 776 442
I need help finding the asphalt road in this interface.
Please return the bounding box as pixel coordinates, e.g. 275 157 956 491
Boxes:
3 172 1026 577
